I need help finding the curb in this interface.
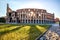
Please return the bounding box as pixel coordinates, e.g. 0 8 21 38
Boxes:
35 25 52 40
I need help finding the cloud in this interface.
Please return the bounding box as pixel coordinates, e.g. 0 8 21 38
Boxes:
19 2 44 9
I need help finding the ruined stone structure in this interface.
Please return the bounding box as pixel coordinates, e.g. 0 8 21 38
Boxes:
6 4 55 24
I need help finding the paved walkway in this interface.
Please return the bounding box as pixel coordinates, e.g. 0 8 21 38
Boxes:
39 24 60 40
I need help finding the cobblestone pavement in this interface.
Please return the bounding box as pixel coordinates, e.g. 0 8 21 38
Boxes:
39 24 60 40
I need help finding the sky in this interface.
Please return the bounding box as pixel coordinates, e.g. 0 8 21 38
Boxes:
0 0 60 19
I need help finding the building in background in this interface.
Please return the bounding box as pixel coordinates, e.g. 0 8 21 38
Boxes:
6 4 55 24
54 18 59 23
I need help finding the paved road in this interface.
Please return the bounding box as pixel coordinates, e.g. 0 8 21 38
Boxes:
39 24 60 40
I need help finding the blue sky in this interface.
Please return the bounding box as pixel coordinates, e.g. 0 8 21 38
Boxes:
0 0 60 18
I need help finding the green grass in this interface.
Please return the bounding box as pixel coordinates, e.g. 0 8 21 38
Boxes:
0 24 50 40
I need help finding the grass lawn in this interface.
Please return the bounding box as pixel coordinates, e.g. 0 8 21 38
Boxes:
0 24 50 40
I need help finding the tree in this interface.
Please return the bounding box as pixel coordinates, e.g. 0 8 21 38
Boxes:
59 21 60 26
0 17 6 23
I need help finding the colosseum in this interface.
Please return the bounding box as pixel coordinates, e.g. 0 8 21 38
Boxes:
6 4 55 24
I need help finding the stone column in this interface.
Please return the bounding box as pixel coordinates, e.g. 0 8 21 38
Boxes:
27 19 28 23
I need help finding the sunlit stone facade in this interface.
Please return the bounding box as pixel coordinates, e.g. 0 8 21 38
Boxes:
6 4 55 24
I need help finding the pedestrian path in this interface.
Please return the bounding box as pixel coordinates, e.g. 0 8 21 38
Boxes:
39 24 60 40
